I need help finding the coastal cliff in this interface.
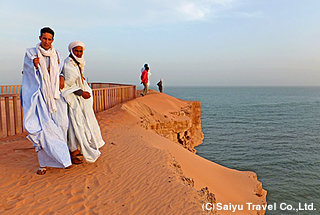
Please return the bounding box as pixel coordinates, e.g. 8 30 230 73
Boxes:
122 93 203 152
0 90 266 215
123 91 267 214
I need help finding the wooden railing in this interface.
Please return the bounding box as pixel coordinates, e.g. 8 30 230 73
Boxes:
0 83 136 139
0 94 24 138
91 83 137 113
0 85 22 94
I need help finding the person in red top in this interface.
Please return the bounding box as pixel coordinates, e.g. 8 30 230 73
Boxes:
140 64 149 96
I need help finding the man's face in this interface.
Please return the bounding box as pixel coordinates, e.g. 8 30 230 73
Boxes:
73 46 83 58
39 33 54 50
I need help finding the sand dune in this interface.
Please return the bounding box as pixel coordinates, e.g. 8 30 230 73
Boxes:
0 91 266 214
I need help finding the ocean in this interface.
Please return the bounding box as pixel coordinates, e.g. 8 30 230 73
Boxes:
162 86 320 215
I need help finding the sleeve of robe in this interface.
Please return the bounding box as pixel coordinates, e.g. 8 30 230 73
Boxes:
61 58 83 97
22 48 42 136
61 58 93 108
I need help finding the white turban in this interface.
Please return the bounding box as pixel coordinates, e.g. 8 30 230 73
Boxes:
68 41 85 68
68 41 85 52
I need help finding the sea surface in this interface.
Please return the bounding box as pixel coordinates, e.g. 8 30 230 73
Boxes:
162 86 320 215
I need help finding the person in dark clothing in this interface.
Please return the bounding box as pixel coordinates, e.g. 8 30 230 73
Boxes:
157 79 163 93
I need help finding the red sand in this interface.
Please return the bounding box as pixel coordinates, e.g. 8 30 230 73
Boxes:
0 91 266 214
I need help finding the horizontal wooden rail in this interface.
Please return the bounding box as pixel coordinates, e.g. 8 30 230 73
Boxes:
0 94 24 138
90 82 135 89
0 83 136 138
0 85 22 94
92 85 137 113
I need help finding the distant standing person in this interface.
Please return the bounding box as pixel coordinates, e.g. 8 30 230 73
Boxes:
157 79 163 93
147 66 151 87
61 41 105 164
22 27 71 175
141 63 149 96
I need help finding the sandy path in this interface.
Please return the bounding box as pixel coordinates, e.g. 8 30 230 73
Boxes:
0 91 266 215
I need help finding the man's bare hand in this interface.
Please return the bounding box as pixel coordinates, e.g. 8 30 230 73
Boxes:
59 76 65 90
33 57 39 69
82 91 91 99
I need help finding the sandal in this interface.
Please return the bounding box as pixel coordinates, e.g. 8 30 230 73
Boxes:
71 156 83 165
36 167 47 175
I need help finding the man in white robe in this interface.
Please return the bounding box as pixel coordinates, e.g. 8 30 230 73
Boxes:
61 41 105 163
22 27 72 175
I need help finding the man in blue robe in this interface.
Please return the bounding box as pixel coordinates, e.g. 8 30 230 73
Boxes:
22 27 72 175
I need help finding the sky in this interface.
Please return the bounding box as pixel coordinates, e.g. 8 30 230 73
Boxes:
1 0 320 87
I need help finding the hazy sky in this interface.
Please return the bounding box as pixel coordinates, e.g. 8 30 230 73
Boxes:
1 0 320 87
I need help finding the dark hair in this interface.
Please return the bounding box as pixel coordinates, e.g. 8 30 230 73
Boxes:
40 27 55 38
145 66 149 71
144 63 148 68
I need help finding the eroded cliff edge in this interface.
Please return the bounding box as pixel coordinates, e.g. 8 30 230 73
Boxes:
123 93 204 153
122 91 267 214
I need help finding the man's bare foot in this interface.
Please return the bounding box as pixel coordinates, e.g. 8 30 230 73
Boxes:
36 167 47 175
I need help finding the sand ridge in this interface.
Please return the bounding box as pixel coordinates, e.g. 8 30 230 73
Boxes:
0 91 266 214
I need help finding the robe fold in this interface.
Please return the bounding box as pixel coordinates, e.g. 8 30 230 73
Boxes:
22 47 72 168
61 57 105 163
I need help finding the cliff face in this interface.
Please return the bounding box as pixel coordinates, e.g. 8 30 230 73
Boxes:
122 93 204 152
165 101 203 152
122 91 267 214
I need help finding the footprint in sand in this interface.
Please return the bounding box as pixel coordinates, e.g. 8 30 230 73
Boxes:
67 195 84 204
